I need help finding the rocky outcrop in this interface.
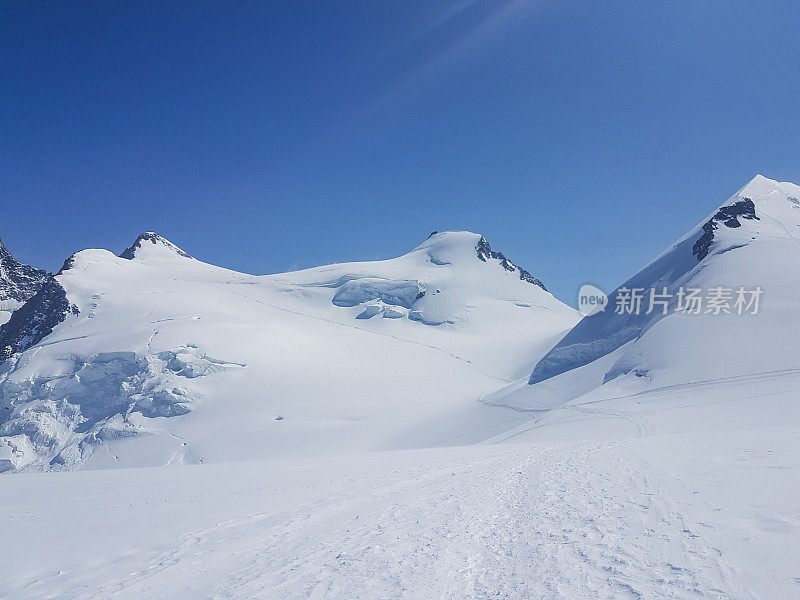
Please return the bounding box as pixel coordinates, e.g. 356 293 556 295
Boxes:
0 278 79 362
120 232 191 260
0 239 48 303
692 198 759 260
475 236 546 290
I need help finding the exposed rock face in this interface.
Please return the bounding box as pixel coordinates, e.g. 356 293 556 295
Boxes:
120 232 191 260
692 198 759 260
475 236 546 290
0 278 79 362
56 253 77 275
0 239 48 304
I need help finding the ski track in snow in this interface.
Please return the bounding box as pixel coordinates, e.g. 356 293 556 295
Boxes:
491 368 800 444
572 368 800 408
78 444 749 600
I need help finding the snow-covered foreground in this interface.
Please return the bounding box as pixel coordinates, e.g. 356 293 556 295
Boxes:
3 176 800 598
2 367 799 599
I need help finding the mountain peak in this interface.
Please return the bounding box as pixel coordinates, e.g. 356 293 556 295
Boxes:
0 238 49 305
0 238 19 265
735 174 800 201
682 175 800 262
416 230 481 246
413 231 547 290
119 232 191 261
529 174 800 386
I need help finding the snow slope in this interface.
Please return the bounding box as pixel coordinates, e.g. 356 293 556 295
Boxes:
3 177 800 599
521 174 800 402
0 231 578 471
2 367 799 599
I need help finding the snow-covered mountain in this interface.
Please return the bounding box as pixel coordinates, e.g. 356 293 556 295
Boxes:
499 174 800 411
4 179 800 600
0 231 578 471
0 239 48 326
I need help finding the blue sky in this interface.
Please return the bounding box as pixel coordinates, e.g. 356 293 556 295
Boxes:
3 1 799 305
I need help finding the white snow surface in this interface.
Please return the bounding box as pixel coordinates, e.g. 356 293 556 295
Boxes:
2 369 799 599
0 299 22 326
0 230 577 472
3 178 800 599
527 174 800 390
